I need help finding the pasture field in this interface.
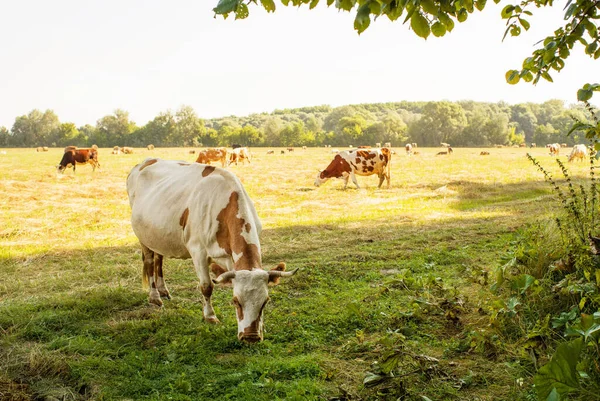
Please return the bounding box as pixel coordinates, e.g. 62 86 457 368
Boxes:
0 146 590 400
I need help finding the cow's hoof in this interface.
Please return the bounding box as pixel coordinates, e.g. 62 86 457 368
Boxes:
149 298 163 307
159 291 171 299
205 316 220 324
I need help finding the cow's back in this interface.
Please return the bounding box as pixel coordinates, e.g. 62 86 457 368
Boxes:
127 158 260 259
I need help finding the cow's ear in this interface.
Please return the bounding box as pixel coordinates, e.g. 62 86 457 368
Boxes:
210 263 233 285
268 262 286 285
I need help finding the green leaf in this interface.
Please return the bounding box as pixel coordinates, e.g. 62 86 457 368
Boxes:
457 8 468 22
438 13 454 32
363 372 388 387
559 47 570 58
260 0 276 12
234 2 249 19
534 338 582 400
337 0 355 11
521 70 534 82
541 71 553 82
506 69 521 84
519 17 530 30
354 3 371 34
474 0 486 11
411 12 431 39
577 89 593 102
586 42 598 56
501 5 514 18
431 21 447 37
546 388 561 401
420 0 438 15
213 0 239 15
510 25 521 36
595 48 600 60
510 274 536 294
309 0 319 9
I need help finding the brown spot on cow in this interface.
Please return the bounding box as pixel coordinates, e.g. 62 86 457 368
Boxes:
201 284 213 299
179 208 189 229
355 158 361 164
357 150 377 159
139 158 158 171
216 192 261 271
233 296 244 320
202 165 216 177
319 154 352 179
245 223 251 233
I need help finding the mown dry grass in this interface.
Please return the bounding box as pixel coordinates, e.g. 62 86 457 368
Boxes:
0 145 591 400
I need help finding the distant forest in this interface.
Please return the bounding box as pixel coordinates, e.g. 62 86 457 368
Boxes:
0 100 592 148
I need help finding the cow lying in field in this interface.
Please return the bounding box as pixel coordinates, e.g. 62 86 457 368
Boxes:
195 147 228 167
126 158 297 343
315 147 391 189
57 147 100 173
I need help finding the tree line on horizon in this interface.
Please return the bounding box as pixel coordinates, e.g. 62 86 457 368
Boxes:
0 100 592 149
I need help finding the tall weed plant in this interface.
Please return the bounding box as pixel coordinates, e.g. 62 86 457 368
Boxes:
492 107 600 401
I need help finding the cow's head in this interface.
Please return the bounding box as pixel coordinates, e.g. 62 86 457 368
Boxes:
314 171 328 187
212 262 297 343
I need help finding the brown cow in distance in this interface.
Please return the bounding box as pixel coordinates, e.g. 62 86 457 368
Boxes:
57 147 100 173
195 147 228 167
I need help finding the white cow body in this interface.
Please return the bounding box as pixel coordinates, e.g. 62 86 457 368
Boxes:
127 158 295 342
568 144 588 162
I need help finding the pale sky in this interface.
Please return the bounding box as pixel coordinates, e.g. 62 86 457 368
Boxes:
0 1 597 128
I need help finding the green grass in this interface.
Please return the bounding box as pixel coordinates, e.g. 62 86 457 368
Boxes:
0 146 592 400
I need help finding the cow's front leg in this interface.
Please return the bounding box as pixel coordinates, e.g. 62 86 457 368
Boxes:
191 249 219 323
141 244 162 307
342 174 350 189
350 172 360 189
154 253 171 299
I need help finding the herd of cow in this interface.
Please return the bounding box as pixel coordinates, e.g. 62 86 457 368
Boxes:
53 143 591 342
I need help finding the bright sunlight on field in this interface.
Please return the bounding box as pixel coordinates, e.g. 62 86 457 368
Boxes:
0 146 591 400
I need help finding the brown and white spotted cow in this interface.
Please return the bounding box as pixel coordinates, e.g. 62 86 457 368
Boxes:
195 147 228 167
548 143 560 156
315 147 391 189
126 158 297 343
57 147 100 173
229 147 251 165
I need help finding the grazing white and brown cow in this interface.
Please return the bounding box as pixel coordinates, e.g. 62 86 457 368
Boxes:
57 147 100 173
126 158 297 343
112 146 121 155
405 143 413 155
122 147 134 154
195 147 228 167
229 147 251 165
548 143 560 156
315 147 391 189
568 144 588 162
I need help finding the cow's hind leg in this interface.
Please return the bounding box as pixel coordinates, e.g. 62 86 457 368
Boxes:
141 244 162 307
154 253 171 299
190 249 219 323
